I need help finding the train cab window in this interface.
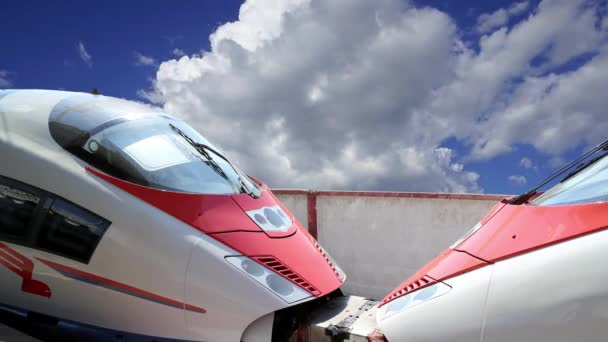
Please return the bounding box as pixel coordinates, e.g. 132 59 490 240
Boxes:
0 181 40 239
48 95 261 197
532 154 608 206
36 199 110 263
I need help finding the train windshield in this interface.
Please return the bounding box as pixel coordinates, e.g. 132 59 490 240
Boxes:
49 95 260 196
532 153 608 206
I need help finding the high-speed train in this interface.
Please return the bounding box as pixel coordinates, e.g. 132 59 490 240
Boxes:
0 89 345 341
376 139 608 341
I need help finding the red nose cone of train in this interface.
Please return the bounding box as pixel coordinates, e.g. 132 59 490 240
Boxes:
381 194 608 306
87 166 343 296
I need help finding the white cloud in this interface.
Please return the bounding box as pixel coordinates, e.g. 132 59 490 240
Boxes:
77 41 92 67
477 1 529 34
508 175 527 185
0 70 12 88
509 1 529 16
431 0 608 160
147 0 479 192
450 162 464 172
519 157 534 169
477 9 509 34
143 0 608 193
172 48 186 57
134 52 156 66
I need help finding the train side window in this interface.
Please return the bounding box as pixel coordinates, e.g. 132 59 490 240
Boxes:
36 198 110 263
0 180 40 240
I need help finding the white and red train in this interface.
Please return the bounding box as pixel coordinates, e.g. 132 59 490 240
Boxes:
0 89 345 341
3 88 608 342
376 139 608 341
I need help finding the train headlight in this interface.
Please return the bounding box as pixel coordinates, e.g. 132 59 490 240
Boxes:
266 274 294 297
246 206 293 233
226 256 312 303
377 282 451 321
241 258 265 277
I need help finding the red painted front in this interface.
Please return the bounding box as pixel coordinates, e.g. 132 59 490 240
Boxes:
231 187 298 238
212 228 343 295
87 167 342 296
379 249 488 306
382 199 608 306
88 167 262 234
457 201 608 263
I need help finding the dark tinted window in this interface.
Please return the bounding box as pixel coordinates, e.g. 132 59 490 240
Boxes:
0 175 110 264
36 199 110 263
0 181 40 239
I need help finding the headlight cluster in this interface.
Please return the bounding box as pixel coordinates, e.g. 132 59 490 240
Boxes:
226 256 312 303
246 205 293 233
378 282 451 321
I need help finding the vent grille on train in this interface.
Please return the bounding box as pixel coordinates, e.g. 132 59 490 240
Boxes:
381 275 436 305
253 256 320 296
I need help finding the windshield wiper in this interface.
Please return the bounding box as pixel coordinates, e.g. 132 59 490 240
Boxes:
558 152 608 184
509 138 608 205
169 124 260 198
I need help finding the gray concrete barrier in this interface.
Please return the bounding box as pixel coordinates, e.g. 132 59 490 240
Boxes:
274 190 505 300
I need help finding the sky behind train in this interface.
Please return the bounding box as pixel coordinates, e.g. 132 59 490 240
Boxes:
1 0 607 194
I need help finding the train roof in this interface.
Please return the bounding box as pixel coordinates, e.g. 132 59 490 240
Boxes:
0 89 181 157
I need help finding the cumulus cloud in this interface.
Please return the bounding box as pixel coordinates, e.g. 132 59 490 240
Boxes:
509 1 530 16
0 70 12 88
508 175 527 185
146 0 479 192
77 41 92 67
143 0 608 193
134 52 156 66
477 1 529 34
430 0 608 160
172 48 186 57
519 157 534 169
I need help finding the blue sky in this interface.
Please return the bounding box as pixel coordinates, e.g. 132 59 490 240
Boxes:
1 0 527 97
1 0 604 194
0 1 241 97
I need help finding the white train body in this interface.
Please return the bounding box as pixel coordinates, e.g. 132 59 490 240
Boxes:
0 89 345 341
377 143 608 341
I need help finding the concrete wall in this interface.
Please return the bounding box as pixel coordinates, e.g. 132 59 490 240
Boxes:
275 194 309 228
274 191 504 300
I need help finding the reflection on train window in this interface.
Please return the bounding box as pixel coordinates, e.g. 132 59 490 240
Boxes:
0 181 40 239
36 199 110 263
0 175 111 264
